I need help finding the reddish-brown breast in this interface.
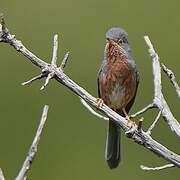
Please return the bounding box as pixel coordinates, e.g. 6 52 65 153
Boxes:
98 40 137 111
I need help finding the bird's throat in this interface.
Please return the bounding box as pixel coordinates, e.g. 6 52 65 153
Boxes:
105 41 127 64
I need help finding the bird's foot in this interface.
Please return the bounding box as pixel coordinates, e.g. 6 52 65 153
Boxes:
125 124 136 138
122 108 136 137
127 118 136 128
96 98 104 107
122 108 136 128
125 114 133 124
126 117 136 138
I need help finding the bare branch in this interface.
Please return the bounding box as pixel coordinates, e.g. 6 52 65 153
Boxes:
0 14 7 43
39 35 60 90
147 110 161 135
137 118 144 132
40 72 54 90
161 63 180 98
144 36 180 136
15 105 49 180
60 51 70 70
1 18 180 168
0 24 2 42
140 164 175 171
51 34 58 66
80 98 109 121
130 103 155 118
0 14 6 33
21 73 46 86
0 168 5 180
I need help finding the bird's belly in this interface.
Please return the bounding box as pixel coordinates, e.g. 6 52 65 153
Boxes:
108 83 126 109
99 68 137 110
99 59 137 111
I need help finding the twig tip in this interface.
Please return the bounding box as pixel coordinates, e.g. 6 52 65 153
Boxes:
40 86 44 90
44 104 49 109
0 13 4 20
137 117 144 131
0 13 5 25
140 164 175 171
144 35 152 46
54 34 58 38
21 82 26 86
0 168 5 180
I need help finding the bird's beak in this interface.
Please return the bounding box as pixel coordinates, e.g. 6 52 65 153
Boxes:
106 38 110 43
106 38 110 41
106 38 114 43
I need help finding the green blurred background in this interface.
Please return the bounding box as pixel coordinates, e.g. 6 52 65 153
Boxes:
0 0 179 179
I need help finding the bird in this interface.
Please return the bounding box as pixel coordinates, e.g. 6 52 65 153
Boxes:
97 27 139 169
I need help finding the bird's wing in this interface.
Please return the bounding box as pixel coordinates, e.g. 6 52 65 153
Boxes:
97 65 103 98
125 70 140 113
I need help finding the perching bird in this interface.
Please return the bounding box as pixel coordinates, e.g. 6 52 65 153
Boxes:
97 27 139 169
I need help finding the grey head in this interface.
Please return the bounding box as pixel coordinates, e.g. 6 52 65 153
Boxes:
106 27 128 46
105 27 136 68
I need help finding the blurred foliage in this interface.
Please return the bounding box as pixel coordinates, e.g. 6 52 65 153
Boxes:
0 0 179 179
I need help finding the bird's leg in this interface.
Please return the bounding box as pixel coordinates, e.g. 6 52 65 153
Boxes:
96 98 104 107
122 108 130 122
122 108 135 127
122 108 137 137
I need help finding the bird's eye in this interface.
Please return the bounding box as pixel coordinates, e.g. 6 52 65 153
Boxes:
118 39 123 44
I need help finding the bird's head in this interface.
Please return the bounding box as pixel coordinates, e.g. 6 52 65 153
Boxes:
106 27 129 49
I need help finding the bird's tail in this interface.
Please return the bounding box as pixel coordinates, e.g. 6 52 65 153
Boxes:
105 119 121 169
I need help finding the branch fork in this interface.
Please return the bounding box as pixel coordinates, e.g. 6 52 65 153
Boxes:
21 34 70 90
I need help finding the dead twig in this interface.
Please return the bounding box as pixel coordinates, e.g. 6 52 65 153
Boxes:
15 105 49 180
